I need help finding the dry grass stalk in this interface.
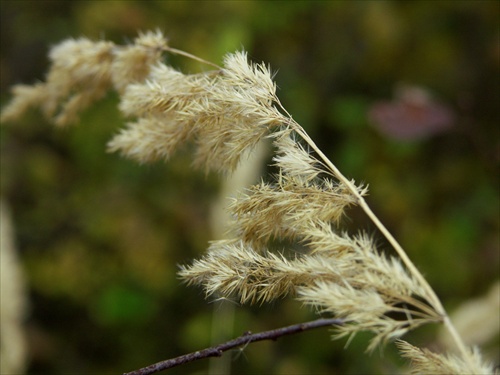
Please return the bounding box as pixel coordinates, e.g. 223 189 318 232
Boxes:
1 31 495 374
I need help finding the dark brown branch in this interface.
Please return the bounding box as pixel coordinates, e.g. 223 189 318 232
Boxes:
123 318 343 375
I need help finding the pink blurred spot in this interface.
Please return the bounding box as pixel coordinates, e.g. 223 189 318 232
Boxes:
368 85 455 141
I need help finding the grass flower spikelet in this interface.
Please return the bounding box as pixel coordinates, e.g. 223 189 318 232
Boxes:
1 31 494 375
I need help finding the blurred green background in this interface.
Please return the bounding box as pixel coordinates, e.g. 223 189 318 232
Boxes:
0 1 498 374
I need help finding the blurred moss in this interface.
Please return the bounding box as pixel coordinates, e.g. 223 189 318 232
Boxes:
1 1 498 374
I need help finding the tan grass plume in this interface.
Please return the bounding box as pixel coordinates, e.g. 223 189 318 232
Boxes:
1 30 495 374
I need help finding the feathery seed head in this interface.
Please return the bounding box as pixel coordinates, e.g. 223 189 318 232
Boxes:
110 50 282 173
396 340 496 375
2 32 487 374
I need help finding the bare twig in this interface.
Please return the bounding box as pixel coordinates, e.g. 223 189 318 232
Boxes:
123 318 344 375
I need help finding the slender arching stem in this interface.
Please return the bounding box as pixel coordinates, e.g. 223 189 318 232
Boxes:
274 103 472 362
164 46 222 69
157 44 473 365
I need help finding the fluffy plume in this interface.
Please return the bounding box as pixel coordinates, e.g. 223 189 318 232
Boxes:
1 30 167 126
110 30 168 93
110 51 285 172
1 31 493 374
271 128 324 184
228 177 356 245
181 231 442 351
396 340 496 375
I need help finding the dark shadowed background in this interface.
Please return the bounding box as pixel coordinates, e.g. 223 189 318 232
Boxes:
1 1 498 374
